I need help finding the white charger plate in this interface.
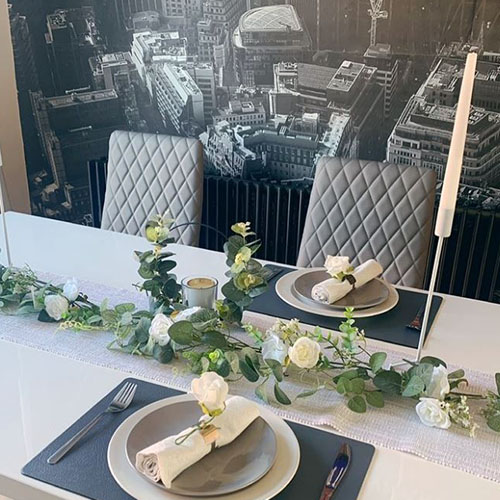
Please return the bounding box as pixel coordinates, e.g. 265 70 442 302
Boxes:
276 269 399 318
108 394 300 500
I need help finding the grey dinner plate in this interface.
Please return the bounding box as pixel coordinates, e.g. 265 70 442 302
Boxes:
293 270 390 309
126 400 277 497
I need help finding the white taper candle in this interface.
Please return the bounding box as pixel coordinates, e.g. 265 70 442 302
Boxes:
434 52 478 238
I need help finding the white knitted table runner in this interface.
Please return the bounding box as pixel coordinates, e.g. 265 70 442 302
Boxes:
1 273 499 484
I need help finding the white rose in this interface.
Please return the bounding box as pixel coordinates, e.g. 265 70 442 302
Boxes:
324 256 351 278
424 365 450 400
288 336 321 369
174 307 203 322
149 313 173 346
415 398 451 429
62 278 79 302
191 371 229 414
262 332 287 364
44 294 69 321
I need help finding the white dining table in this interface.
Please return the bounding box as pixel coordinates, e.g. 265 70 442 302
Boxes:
1 212 500 500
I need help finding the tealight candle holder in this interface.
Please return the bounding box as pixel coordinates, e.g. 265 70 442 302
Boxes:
181 276 218 309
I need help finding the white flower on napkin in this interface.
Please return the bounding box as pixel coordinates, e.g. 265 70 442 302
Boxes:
44 294 69 321
62 278 79 302
416 398 451 429
288 337 321 369
191 372 229 416
262 332 287 364
149 313 173 346
324 256 352 278
424 365 450 400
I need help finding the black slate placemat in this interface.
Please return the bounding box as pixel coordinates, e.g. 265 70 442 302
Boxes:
22 378 374 500
248 265 443 349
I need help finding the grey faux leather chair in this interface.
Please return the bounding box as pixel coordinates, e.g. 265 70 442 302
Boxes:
100 130 203 246
297 157 436 288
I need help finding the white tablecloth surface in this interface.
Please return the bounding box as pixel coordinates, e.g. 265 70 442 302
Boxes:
1 212 500 500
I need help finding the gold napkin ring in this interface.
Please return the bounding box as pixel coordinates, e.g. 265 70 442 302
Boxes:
200 424 219 451
344 274 357 289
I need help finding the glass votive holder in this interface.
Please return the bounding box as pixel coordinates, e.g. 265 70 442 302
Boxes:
181 276 218 309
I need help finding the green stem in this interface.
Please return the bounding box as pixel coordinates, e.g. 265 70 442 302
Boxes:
449 391 486 400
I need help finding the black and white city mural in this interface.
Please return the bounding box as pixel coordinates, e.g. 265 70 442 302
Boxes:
8 0 500 301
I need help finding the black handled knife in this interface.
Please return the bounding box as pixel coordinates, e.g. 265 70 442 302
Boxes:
319 443 351 500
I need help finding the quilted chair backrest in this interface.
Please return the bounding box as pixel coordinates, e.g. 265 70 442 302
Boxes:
297 157 436 288
101 130 203 246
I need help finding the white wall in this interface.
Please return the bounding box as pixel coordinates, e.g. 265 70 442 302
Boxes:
0 0 30 213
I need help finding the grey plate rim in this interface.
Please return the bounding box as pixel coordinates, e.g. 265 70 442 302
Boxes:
292 269 390 310
275 269 400 318
124 398 278 497
108 394 300 500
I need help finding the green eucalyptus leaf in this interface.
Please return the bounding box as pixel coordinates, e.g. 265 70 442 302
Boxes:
189 308 218 324
101 309 118 323
248 284 268 298
120 311 133 326
215 359 230 377
420 356 447 368
409 363 434 388
348 395 367 413
239 358 259 382
162 278 181 298
157 260 176 274
402 375 425 397
369 352 387 373
333 369 364 383
449 378 468 390
365 391 385 408
100 298 109 312
296 387 321 399
255 382 269 403
224 235 246 261
221 280 246 302
373 370 402 395
168 320 194 345
495 373 500 396
201 357 210 373
134 317 151 344
350 378 365 395
153 343 174 364
16 304 37 315
246 259 262 273
38 309 57 323
87 314 102 325
224 351 240 373
115 303 136 315
337 377 353 394
201 330 228 349
274 383 291 405
138 264 155 279
448 369 465 380
265 359 284 382
487 414 500 432
241 347 260 369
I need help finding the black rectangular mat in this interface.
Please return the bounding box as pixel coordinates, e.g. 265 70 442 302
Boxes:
22 378 375 500
248 265 443 349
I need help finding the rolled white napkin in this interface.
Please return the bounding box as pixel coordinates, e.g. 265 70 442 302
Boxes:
135 396 260 488
311 259 383 304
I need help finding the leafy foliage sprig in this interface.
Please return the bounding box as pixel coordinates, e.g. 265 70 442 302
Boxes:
217 222 271 324
136 214 181 313
1 216 500 436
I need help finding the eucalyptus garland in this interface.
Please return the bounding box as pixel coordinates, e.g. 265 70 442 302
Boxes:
1 216 500 436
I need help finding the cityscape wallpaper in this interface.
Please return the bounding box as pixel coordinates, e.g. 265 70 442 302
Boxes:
7 0 500 301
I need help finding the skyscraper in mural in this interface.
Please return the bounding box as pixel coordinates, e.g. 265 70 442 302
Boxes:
6 0 500 226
